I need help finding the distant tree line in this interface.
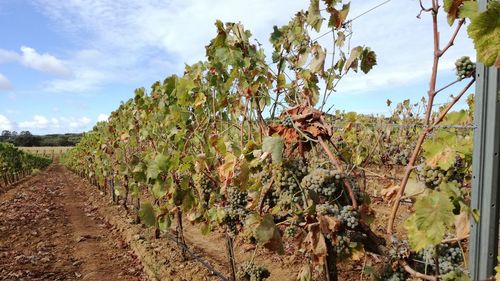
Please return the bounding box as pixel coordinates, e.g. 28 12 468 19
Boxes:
0 130 82 147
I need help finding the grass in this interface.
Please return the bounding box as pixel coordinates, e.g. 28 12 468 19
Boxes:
19 147 72 157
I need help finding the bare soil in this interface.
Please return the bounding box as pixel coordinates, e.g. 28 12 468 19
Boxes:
0 165 145 281
0 164 413 281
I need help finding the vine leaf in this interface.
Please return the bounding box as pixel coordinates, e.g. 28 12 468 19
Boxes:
344 46 363 73
459 1 478 19
405 190 455 251
327 2 350 29
454 210 470 239
467 1 500 67
444 0 464 25
296 264 313 281
360 47 377 74
496 258 500 281
424 146 455 170
139 202 157 227
303 223 327 265
310 43 326 74
248 214 284 254
152 180 167 199
307 0 324 32
262 136 284 163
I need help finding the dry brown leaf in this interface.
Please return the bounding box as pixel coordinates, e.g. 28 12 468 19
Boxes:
381 185 400 203
454 211 470 239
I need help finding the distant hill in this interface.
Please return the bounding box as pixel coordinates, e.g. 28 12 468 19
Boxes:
0 130 82 147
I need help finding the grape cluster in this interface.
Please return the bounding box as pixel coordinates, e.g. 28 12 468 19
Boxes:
455 56 475 79
281 115 294 128
193 173 213 202
316 203 339 216
228 187 247 207
223 207 246 235
334 234 350 258
237 261 270 281
273 159 308 207
338 205 359 229
301 168 343 199
383 144 410 166
351 184 366 205
438 246 463 274
413 245 463 275
416 165 447 188
223 187 248 235
416 156 466 188
388 236 410 260
284 225 296 237
378 267 409 281
276 159 308 191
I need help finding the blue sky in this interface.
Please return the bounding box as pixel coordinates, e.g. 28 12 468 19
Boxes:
0 0 475 134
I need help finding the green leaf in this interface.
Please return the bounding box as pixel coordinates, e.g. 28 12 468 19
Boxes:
139 202 157 227
277 73 286 89
253 214 284 254
262 136 284 163
405 190 455 251
152 180 167 199
459 1 478 19
158 213 171 232
155 154 169 171
467 1 500 67
306 0 324 32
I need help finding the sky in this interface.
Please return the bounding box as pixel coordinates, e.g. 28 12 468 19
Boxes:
0 0 476 134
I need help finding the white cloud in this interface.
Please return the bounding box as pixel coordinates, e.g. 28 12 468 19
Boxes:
32 0 474 101
0 46 72 78
18 115 91 131
0 73 12 91
19 46 72 77
0 49 19 63
0 114 14 130
33 0 305 92
97 113 109 122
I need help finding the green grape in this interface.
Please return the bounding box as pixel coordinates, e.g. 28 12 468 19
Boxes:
193 172 213 202
281 115 294 128
378 266 409 281
338 205 359 229
455 56 475 79
237 261 271 281
301 168 343 199
284 226 297 237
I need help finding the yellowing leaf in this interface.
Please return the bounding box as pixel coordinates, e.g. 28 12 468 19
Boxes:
194 92 206 107
425 146 455 170
467 1 500 66
454 211 470 239
253 214 284 254
310 43 326 74
306 0 323 32
262 136 284 164
405 190 455 251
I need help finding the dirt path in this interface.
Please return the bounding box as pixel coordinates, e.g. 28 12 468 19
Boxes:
0 165 145 281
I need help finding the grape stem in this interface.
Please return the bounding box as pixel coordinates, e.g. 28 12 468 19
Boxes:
402 262 439 281
318 136 358 209
386 0 476 233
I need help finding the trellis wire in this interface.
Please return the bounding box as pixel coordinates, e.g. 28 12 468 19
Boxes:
164 232 230 281
328 122 475 130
